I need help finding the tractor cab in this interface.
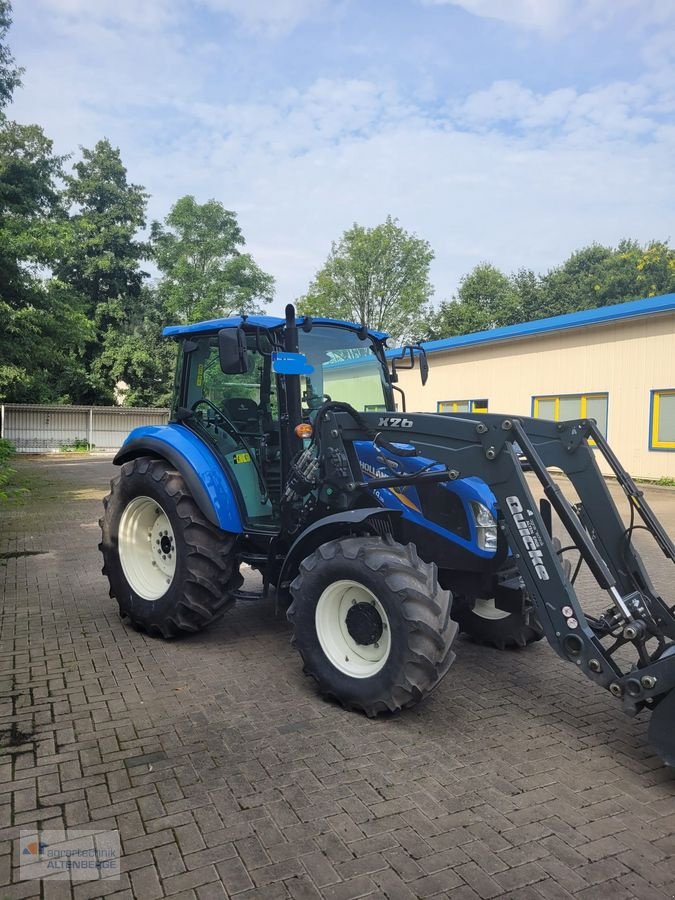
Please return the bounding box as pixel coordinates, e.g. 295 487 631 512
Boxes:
165 310 408 529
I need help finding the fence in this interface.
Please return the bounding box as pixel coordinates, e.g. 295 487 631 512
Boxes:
0 404 170 453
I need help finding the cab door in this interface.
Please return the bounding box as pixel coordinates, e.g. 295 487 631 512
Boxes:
182 335 278 528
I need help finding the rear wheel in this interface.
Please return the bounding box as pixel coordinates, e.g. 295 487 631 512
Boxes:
288 536 457 715
100 456 241 637
453 537 571 650
453 597 543 649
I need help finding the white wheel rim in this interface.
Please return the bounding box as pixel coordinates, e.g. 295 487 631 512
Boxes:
472 598 510 621
118 496 176 601
315 579 391 678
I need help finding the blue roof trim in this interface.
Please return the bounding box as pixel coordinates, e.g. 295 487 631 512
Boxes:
163 315 388 341
386 293 675 357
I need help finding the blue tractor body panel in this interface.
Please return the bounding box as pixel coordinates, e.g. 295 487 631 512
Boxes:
353 441 498 561
116 424 245 534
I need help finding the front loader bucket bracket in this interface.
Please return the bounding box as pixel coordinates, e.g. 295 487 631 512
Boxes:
648 677 675 766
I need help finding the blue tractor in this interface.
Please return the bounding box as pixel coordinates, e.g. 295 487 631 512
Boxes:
100 305 675 762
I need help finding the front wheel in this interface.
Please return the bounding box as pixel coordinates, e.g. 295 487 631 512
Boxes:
99 456 241 637
288 536 457 716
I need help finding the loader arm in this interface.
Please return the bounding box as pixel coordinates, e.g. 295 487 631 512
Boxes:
309 405 675 763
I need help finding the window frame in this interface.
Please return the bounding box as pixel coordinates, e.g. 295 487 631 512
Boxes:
649 388 675 451
531 392 609 442
437 399 489 414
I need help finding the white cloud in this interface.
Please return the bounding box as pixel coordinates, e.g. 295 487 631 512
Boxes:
38 0 180 29
199 0 329 36
422 0 675 34
115 74 675 310
7 0 675 316
454 79 663 138
421 0 569 32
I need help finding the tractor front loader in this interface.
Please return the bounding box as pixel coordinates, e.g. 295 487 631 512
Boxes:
99 305 675 764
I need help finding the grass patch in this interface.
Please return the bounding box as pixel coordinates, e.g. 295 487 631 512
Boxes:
0 438 29 502
635 475 675 487
59 437 93 452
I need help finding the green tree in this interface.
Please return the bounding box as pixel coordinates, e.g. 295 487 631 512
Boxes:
92 287 176 408
0 0 21 112
298 216 434 342
56 139 149 327
51 139 151 402
0 122 93 402
528 240 675 320
151 195 274 324
426 263 522 339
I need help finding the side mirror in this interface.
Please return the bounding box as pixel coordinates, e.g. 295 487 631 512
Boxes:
390 344 428 386
218 327 249 374
419 348 429 386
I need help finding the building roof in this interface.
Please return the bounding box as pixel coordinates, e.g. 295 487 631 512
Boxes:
409 292 675 357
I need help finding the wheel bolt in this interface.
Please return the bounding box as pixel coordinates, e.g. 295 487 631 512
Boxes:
641 675 657 689
609 682 623 697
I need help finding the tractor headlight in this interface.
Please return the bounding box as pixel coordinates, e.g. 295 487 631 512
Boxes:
470 502 498 551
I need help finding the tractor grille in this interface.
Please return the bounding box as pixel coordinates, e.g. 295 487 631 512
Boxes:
415 485 471 540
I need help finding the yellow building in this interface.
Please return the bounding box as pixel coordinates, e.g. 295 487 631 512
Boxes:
395 293 675 480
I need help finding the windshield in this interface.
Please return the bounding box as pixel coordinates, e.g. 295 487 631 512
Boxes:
298 325 390 412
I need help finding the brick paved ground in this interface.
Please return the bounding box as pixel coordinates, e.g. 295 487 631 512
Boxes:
1 455 675 900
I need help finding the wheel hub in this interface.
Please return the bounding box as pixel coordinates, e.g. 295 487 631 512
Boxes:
118 496 176 601
314 579 391 679
345 602 384 646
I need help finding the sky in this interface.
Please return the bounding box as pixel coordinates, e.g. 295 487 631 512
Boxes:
7 0 675 316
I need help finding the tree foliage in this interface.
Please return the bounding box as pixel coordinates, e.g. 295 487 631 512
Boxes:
0 0 21 112
151 195 274 324
298 216 434 342
426 240 675 340
56 139 149 324
0 121 93 402
427 264 521 338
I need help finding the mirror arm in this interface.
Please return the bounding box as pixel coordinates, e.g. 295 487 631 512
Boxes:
392 384 406 412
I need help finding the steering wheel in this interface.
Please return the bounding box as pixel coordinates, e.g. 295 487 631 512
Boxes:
191 398 243 441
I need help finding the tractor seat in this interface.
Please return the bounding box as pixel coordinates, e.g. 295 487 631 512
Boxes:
223 397 260 431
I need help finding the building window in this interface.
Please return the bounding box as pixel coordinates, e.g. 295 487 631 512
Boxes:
650 389 675 451
533 393 608 437
437 399 489 414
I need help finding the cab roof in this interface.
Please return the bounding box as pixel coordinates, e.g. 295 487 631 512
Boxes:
162 315 389 342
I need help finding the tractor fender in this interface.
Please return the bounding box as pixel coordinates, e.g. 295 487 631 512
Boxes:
277 508 402 592
113 424 243 533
